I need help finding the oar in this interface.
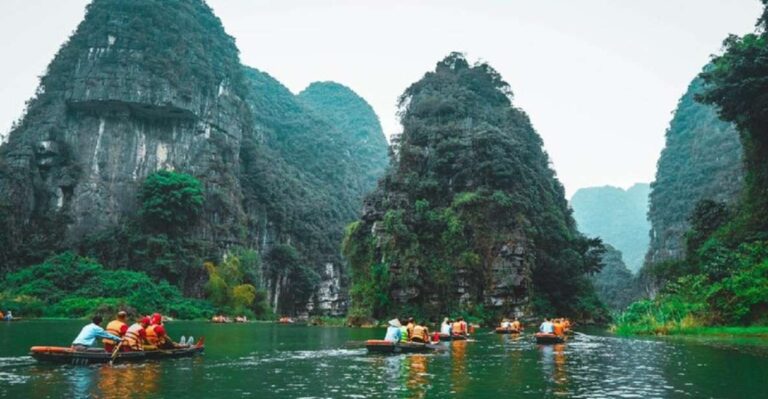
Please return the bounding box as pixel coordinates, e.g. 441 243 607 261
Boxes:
109 340 124 366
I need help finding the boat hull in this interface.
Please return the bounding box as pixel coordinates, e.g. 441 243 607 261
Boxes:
365 340 438 354
535 333 565 344
437 333 468 341
30 346 204 365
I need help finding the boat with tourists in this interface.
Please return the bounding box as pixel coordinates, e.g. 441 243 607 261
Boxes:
534 333 566 344
30 339 205 365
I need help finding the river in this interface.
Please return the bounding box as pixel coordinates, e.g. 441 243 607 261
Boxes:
0 320 766 398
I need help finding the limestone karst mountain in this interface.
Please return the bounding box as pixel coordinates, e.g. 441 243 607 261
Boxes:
0 0 388 316
343 53 605 321
645 76 743 267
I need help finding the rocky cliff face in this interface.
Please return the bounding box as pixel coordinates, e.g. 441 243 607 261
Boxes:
0 0 249 271
645 76 743 267
344 54 604 321
571 183 650 273
0 0 389 316
239 67 388 316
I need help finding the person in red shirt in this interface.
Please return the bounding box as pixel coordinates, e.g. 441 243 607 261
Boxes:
146 313 181 349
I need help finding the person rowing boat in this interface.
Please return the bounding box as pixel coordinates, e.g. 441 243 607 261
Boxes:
72 315 122 352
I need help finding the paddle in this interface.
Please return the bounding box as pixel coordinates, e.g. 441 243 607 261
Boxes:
109 340 123 366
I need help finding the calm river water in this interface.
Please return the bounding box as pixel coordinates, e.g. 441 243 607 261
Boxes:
1 320 767 398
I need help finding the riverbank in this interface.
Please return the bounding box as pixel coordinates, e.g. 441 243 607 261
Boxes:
614 324 768 337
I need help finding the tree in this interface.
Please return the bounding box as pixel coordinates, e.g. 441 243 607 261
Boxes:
139 170 204 232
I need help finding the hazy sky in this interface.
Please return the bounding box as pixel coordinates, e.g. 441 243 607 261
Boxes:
0 1 761 196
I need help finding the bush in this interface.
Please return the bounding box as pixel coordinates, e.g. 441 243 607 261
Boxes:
0 252 214 319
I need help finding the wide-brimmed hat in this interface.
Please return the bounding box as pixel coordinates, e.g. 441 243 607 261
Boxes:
388 319 402 327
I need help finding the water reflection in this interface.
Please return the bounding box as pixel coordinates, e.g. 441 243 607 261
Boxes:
451 340 469 394
539 343 569 396
95 363 160 398
404 354 429 399
58 362 164 399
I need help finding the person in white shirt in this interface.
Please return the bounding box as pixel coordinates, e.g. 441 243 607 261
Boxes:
440 318 452 335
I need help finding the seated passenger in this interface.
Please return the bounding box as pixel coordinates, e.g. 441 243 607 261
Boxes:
411 321 431 344
72 315 121 352
440 318 452 335
384 319 403 342
102 311 129 352
539 318 554 334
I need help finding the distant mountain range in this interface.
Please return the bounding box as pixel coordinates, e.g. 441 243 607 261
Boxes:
570 183 650 273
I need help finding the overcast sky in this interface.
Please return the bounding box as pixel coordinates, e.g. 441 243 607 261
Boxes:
0 0 761 196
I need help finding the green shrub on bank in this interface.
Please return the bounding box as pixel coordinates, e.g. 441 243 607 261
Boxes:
616 241 768 334
0 252 214 319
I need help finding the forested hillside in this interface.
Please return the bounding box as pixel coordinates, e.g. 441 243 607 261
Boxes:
571 183 650 272
343 53 606 323
0 0 388 319
645 77 743 268
618 3 768 333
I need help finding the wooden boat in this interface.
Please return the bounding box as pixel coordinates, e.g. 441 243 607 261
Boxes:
30 340 205 365
365 340 440 354
437 333 468 341
494 327 520 334
535 333 566 344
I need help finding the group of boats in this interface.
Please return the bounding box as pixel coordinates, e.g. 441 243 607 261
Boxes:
367 326 574 353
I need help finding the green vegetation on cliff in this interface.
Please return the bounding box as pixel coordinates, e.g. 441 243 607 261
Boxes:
239 67 387 314
591 246 641 311
618 3 768 333
644 77 742 268
571 184 650 273
299 82 390 192
343 53 606 323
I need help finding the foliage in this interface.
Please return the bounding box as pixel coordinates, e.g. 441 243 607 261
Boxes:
343 53 606 323
590 246 642 311
262 244 320 314
644 76 743 268
571 183 650 273
0 252 213 319
139 170 204 233
617 241 768 333
204 255 268 317
239 67 389 315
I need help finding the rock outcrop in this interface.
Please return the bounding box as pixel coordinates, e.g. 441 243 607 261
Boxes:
0 0 389 316
343 53 604 321
0 0 249 271
645 76 743 266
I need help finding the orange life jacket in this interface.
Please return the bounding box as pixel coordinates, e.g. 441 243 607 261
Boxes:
553 322 564 336
124 323 146 350
511 321 521 330
102 319 127 345
147 324 168 346
406 323 415 338
412 325 429 342
146 325 158 345
452 321 466 335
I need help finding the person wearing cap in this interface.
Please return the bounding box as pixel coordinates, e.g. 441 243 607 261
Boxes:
123 316 151 351
146 313 180 349
102 311 129 352
384 319 403 342
72 315 122 352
